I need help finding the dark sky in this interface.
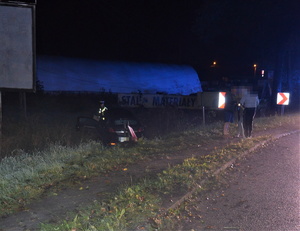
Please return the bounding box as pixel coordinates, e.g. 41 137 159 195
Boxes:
36 1 202 63
35 0 300 79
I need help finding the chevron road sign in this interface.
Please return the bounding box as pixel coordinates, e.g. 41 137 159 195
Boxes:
218 92 226 109
277 92 290 105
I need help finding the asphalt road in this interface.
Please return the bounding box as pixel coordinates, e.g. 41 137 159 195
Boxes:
178 132 300 231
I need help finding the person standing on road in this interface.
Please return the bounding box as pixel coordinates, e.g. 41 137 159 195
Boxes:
240 89 260 138
223 90 237 138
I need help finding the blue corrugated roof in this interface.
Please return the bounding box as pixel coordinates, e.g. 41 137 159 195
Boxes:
37 56 202 95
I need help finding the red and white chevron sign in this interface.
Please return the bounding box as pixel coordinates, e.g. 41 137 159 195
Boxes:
218 92 226 109
277 92 290 105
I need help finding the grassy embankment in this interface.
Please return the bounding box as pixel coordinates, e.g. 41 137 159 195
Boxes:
0 113 299 230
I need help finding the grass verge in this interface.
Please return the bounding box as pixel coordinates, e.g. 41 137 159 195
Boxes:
0 113 299 230
39 136 269 231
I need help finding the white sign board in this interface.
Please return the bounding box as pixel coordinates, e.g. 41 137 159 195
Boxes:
119 92 225 109
118 94 198 109
0 3 35 90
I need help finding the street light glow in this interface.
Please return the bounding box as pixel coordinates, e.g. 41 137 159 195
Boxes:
253 63 257 77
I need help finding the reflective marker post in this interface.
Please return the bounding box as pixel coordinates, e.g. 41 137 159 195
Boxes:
202 106 205 126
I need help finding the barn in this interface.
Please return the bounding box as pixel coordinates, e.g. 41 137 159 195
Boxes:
37 56 202 95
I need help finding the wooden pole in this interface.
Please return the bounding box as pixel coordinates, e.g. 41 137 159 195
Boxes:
19 91 27 119
0 91 2 155
202 106 205 126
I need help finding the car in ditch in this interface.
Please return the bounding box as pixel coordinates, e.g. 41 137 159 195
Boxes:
76 108 144 146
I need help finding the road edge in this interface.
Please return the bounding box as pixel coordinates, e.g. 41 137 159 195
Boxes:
166 130 300 211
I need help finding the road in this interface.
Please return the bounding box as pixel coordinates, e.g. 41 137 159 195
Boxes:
177 132 300 231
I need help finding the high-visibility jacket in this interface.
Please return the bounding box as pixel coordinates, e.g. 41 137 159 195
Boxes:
98 106 108 120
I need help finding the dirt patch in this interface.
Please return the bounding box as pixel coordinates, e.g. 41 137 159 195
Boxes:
0 124 299 231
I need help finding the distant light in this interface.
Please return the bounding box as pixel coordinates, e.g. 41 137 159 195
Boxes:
211 61 217 68
261 70 264 77
253 64 257 77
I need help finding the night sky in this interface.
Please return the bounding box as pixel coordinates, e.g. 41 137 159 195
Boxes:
36 0 300 80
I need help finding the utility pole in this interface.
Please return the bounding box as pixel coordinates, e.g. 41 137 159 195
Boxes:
0 92 1 133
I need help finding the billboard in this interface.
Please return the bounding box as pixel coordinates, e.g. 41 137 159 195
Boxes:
0 2 36 91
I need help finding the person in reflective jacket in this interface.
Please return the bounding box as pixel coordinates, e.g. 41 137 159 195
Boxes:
98 100 108 121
